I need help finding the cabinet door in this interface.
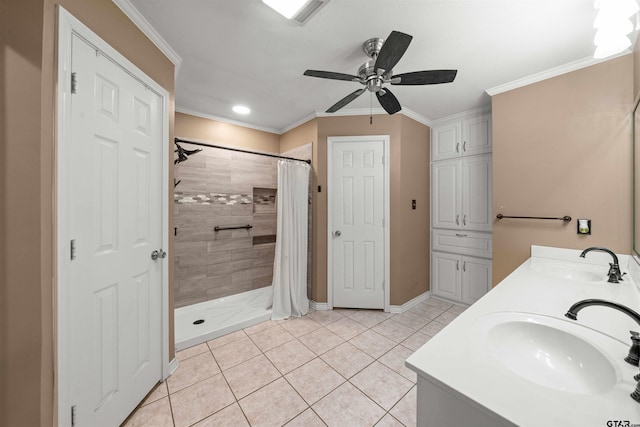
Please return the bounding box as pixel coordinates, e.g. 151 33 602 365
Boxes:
461 155 492 232
462 114 492 156
432 159 461 229
461 257 492 305
432 121 462 161
431 252 461 301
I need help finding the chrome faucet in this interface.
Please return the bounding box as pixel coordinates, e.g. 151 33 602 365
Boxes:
579 247 623 283
565 299 640 403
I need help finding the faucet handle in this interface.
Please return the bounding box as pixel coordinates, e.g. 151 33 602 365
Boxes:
626 331 640 366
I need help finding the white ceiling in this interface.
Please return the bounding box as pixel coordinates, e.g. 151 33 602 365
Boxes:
128 0 602 133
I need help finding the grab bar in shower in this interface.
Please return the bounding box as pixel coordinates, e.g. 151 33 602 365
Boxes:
214 224 253 232
496 214 572 222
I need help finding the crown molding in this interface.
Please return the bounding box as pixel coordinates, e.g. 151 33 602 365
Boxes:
176 107 281 135
430 105 492 125
316 106 433 127
112 0 182 69
178 105 435 135
485 51 632 96
401 107 434 127
278 112 318 134
315 107 388 117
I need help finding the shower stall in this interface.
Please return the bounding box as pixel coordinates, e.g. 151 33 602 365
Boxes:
173 138 312 350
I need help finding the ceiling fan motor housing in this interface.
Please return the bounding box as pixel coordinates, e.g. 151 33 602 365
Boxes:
362 37 385 58
358 60 390 92
303 31 457 115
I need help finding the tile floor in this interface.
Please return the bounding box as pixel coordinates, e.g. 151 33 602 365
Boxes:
123 297 465 427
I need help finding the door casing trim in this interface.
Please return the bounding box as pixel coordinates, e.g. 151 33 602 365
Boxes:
327 135 390 312
56 7 171 426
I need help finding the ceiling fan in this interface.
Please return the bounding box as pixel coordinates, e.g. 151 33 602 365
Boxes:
304 31 457 115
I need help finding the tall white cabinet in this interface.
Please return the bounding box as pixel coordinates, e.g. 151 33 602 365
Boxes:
431 111 492 305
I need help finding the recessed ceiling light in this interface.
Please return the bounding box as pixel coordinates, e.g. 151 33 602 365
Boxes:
232 105 251 115
262 0 308 19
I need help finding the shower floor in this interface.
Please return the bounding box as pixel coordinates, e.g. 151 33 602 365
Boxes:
174 286 273 351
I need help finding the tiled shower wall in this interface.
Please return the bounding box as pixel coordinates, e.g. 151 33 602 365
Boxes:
173 142 312 308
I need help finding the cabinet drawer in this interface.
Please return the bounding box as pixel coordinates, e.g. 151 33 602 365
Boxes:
432 229 492 258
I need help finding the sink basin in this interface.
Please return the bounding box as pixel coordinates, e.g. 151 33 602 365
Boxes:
530 261 604 282
475 313 620 394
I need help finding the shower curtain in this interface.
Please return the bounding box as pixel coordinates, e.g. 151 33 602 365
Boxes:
270 159 310 320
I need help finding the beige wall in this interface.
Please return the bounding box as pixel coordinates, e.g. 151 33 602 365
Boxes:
179 112 432 306
176 112 280 153
635 44 640 100
280 119 318 153
1 1 175 425
395 115 431 304
492 54 633 285
1 1 46 426
312 114 431 305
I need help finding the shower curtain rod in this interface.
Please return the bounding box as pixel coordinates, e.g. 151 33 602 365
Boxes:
174 138 311 164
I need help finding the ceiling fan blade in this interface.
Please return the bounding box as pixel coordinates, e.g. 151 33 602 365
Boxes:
374 31 413 75
391 70 458 85
304 70 361 82
377 88 401 115
326 88 366 113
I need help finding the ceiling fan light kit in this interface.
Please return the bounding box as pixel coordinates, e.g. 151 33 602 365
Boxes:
304 31 457 115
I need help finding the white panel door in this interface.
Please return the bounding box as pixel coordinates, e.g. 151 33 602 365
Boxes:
68 35 163 427
431 159 460 229
431 252 461 301
461 257 492 305
462 114 492 156
331 138 385 309
431 121 461 161
462 154 492 232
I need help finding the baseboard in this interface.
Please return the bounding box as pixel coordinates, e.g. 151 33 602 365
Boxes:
310 300 330 311
389 291 431 314
167 358 179 378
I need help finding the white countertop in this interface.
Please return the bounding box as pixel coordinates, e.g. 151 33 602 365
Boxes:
406 245 640 426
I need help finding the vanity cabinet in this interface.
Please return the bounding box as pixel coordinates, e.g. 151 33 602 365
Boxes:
431 113 492 161
431 154 492 232
430 110 492 305
431 252 492 305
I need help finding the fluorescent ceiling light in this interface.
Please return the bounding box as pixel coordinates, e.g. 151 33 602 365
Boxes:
262 0 309 19
592 0 638 58
232 105 251 114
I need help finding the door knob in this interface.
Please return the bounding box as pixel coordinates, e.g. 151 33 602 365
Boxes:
151 250 159 260
334 230 341 237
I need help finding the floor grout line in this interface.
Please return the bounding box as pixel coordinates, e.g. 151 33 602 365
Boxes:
129 304 462 427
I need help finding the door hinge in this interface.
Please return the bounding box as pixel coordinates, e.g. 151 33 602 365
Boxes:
70 239 76 260
382 280 385 290
71 405 77 427
382 155 385 165
71 72 77 94
382 218 385 227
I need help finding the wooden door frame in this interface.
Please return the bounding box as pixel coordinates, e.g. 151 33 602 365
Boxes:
55 8 171 426
327 135 390 311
